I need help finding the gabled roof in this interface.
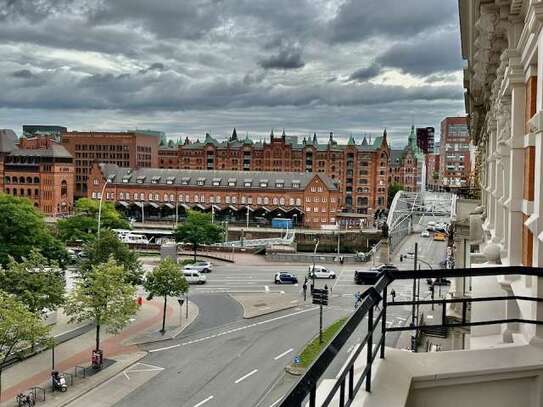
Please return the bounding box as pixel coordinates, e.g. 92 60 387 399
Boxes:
98 164 338 191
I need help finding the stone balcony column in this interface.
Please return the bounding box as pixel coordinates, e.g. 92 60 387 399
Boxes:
505 61 526 266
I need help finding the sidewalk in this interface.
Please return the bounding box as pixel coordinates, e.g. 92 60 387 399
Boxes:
0 295 197 406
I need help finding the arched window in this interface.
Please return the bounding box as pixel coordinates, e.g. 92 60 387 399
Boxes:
27 188 32 196
4 176 10 184
34 189 39 196
5 188 10 194
263 197 269 205
34 177 39 183
279 197 285 205
61 180 68 199
26 177 32 184
12 177 17 184
13 188 17 195
19 176 25 183
289 198 294 206
357 197 368 207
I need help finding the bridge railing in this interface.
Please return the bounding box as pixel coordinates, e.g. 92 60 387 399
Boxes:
279 266 543 407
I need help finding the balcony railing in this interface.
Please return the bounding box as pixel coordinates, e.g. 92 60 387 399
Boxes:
279 266 543 407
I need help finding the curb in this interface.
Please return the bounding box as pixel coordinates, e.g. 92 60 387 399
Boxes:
124 302 200 346
57 352 147 407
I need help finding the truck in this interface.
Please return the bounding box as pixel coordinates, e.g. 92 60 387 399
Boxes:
271 218 293 229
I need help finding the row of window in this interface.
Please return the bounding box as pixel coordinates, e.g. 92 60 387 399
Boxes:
308 217 336 224
5 188 39 197
4 176 40 184
305 206 333 213
75 144 129 151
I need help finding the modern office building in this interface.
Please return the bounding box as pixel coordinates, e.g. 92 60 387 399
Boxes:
158 129 390 220
89 163 340 228
439 117 471 189
61 131 160 197
416 126 435 154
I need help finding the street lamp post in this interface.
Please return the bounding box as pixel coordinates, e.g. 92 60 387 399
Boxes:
97 179 111 239
246 206 250 228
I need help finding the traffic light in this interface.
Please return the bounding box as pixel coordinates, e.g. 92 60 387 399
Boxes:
312 288 329 306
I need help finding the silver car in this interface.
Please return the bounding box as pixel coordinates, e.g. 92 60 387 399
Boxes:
183 261 213 273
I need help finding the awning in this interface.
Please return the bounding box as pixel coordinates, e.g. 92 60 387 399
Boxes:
117 201 129 208
180 203 190 210
275 207 288 212
259 206 270 213
164 203 175 209
134 202 144 208
227 205 237 211
193 204 206 210
149 202 159 209
245 206 254 212
210 204 221 211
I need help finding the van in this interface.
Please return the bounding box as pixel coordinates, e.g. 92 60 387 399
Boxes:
183 270 207 285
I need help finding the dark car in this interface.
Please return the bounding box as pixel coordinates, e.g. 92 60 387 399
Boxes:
354 264 399 285
274 272 298 284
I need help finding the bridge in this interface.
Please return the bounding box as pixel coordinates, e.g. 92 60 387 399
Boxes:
386 191 456 252
215 227 296 248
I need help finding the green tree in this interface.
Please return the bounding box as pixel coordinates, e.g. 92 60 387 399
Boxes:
79 230 143 285
174 210 223 261
0 291 50 401
0 250 65 315
0 193 67 267
144 258 189 333
387 182 403 207
65 258 139 353
57 198 130 243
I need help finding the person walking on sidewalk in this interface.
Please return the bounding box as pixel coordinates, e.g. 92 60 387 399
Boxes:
302 281 308 301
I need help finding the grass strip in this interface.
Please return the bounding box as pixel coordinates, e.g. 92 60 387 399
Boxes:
298 317 347 368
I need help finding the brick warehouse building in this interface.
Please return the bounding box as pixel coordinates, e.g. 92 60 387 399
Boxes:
89 163 340 228
61 131 160 198
0 132 74 216
388 126 424 192
158 129 390 220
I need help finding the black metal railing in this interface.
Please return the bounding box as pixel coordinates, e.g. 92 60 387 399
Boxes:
279 266 543 407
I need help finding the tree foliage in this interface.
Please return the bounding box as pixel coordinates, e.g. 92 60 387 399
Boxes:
57 198 130 243
65 258 139 351
0 193 67 267
0 291 51 398
144 258 189 333
0 250 65 315
387 182 403 207
79 230 143 285
174 210 223 260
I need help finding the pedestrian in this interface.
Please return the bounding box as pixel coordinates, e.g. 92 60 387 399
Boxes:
354 291 361 309
302 281 307 301
391 289 396 303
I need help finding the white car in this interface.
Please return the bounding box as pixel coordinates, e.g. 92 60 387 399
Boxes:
182 270 207 284
309 265 336 279
421 230 430 238
183 261 213 273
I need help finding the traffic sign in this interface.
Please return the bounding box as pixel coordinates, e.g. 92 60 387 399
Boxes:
312 288 329 306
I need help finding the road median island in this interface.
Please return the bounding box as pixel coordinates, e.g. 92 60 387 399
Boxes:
229 292 303 318
285 317 347 376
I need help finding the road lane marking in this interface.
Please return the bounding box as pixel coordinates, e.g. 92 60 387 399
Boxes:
269 396 284 407
235 369 258 384
290 300 298 304
193 395 214 407
149 306 318 352
274 348 293 360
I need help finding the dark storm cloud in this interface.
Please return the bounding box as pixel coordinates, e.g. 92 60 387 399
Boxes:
375 29 462 76
258 44 305 70
349 63 382 82
11 69 34 79
329 0 458 43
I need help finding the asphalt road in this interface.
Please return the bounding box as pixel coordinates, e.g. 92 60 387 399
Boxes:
83 231 447 407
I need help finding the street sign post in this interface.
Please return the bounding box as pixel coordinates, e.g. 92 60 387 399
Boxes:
312 287 329 344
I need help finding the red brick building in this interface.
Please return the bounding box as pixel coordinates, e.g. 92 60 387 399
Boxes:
158 129 390 219
89 163 340 228
61 131 160 198
0 132 74 216
439 117 471 189
388 126 424 192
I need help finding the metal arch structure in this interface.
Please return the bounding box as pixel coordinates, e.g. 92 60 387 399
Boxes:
386 191 456 252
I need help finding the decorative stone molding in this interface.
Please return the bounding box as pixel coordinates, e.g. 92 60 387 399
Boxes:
528 111 543 134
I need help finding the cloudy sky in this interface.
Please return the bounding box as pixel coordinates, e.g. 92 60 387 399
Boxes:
0 0 465 147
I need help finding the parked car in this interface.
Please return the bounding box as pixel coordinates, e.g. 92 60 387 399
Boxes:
308 265 336 279
404 251 415 259
434 232 446 241
184 261 213 273
421 230 430 238
355 264 399 285
182 270 207 284
274 272 298 284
